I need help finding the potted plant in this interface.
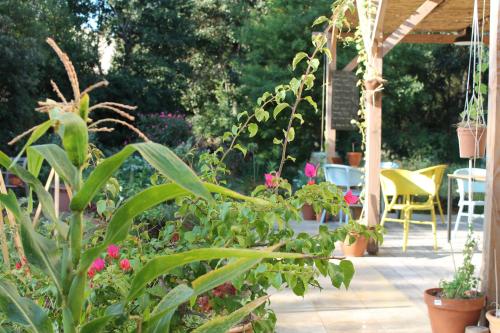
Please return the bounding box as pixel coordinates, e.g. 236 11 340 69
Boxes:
300 162 319 220
424 229 485 333
346 142 363 167
487 308 500 333
336 219 384 257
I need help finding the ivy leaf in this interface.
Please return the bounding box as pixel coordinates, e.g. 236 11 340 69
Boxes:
234 144 247 157
273 103 289 119
222 132 233 142
273 138 282 145
248 123 258 138
304 96 318 111
292 52 308 70
293 114 304 125
312 16 329 27
286 155 296 162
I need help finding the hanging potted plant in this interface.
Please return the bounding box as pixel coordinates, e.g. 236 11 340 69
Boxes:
346 142 363 167
424 229 485 333
456 20 488 159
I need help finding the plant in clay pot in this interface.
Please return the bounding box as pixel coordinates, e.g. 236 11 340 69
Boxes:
301 162 319 220
424 226 484 333
346 142 363 167
336 218 384 257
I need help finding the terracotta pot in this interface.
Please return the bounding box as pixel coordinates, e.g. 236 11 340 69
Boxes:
346 152 363 167
329 156 343 164
341 234 368 257
424 288 485 333
302 204 316 220
8 174 23 187
50 186 71 213
457 126 487 158
227 322 253 333
350 206 363 220
487 309 500 333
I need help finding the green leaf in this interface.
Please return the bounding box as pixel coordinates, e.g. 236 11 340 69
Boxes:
339 260 355 289
80 184 188 271
133 142 212 203
233 144 247 157
293 114 304 125
285 127 295 142
236 111 248 121
273 138 282 145
254 108 269 122
273 103 289 119
231 125 239 135
303 74 315 90
322 48 332 61
292 52 308 70
128 248 304 300
192 296 268 333
143 285 194 333
28 144 78 188
79 94 90 121
72 142 212 211
12 120 54 165
303 96 318 111
80 303 123 333
312 16 329 27
0 152 59 228
308 58 320 72
0 280 53 333
58 112 89 167
290 78 301 95
247 123 258 137
0 193 63 296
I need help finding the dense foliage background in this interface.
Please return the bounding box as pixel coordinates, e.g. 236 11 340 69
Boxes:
0 0 476 184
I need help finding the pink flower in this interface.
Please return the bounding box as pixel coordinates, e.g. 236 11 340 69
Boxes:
160 112 166 118
15 262 22 270
87 268 96 279
119 259 131 272
265 173 278 188
304 163 317 178
344 190 359 205
107 244 120 259
91 258 106 272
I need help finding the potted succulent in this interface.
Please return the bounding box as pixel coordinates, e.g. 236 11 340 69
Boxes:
424 229 485 333
346 142 363 167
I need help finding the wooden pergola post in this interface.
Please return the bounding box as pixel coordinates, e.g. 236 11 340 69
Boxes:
481 0 500 305
325 29 337 162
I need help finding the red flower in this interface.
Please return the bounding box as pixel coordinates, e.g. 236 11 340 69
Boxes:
87 267 96 279
344 190 359 205
265 173 279 188
15 262 22 270
197 295 212 313
91 258 106 272
307 180 315 185
171 232 180 243
119 259 131 272
213 282 237 298
107 244 120 259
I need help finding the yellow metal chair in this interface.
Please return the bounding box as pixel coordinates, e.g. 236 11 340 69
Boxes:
415 164 448 223
380 169 438 251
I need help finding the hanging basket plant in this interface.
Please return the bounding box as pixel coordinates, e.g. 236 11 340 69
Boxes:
456 4 488 159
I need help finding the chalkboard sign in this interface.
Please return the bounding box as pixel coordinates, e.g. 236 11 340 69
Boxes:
331 70 359 130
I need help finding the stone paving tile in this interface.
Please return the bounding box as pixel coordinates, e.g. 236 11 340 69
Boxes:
271 215 484 333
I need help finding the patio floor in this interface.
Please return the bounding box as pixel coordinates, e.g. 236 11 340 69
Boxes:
271 213 484 333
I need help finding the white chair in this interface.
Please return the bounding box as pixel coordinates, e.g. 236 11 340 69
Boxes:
322 164 363 224
453 168 486 234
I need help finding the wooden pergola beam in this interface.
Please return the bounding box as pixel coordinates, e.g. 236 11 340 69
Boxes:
343 0 443 71
325 30 338 161
481 0 500 307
